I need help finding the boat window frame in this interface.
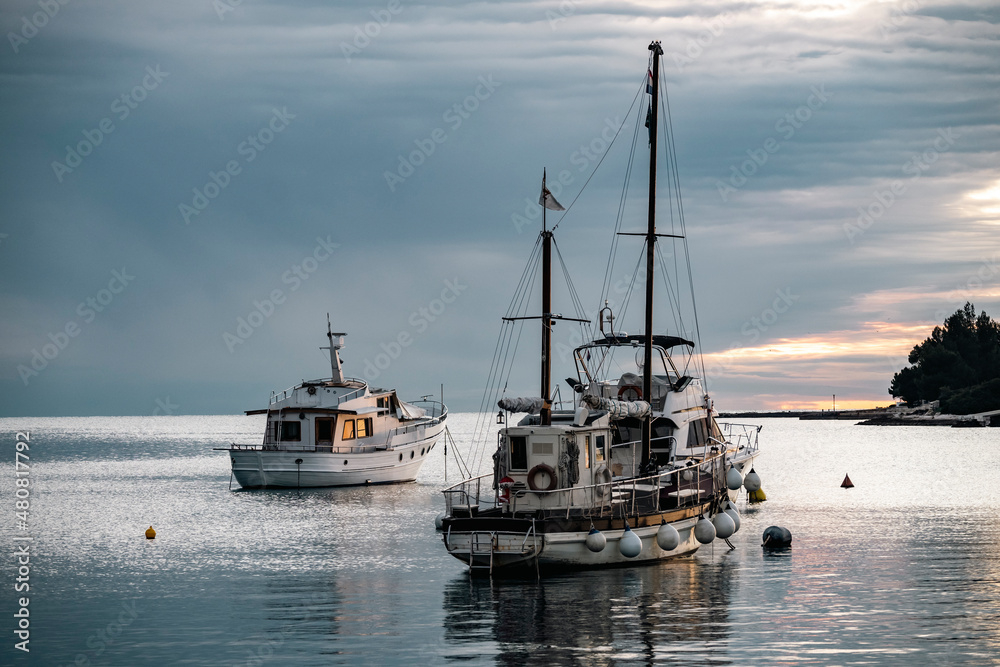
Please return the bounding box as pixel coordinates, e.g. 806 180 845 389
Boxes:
357 417 372 439
342 419 356 440
509 435 528 471
316 417 335 444
279 420 301 442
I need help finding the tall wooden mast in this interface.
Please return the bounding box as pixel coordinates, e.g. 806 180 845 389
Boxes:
641 40 663 469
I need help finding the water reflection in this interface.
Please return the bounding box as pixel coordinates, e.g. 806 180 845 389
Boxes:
443 556 737 665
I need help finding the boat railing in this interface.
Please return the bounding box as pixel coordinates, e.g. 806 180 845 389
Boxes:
410 399 447 421
442 453 727 520
718 422 761 456
381 403 448 445
229 442 392 454
269 378 368 405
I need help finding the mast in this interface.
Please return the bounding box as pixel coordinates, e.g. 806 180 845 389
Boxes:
641 40 663 469
321 314 347 384
541 170 553 426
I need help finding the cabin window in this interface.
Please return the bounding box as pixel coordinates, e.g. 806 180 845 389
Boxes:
584 436 591 469
342 419 356 440
532 441 553 456
687 418 710 449
316 418 334 443
595 435 606 462
279 421 301 442
377 397 388 409
509 436 528 470
357 417 372 439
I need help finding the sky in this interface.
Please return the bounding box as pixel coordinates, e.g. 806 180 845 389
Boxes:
1 0 998 417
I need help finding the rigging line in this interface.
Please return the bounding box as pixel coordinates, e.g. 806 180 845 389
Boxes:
551 75 646 234
471 235 544 471
471 235 543 458
658 66 684 324
599 80 645 309
660 63 707 386
551 237 590 326
655 242 684 337
496 245 542 411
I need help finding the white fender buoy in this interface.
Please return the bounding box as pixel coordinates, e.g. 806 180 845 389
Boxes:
726 466 743 491
656 522 680 551
725 503 741 533
743 468 761 493
434 512 445 531
619 524 642 558
586 527 607 553
694 516 716 544
712 511 736 539
682 468 694 482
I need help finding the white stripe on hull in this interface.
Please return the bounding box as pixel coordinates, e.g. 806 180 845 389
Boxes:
445 516 703 570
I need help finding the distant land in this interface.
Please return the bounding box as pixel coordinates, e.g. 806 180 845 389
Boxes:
719 405 1000 427
719 304 1000 428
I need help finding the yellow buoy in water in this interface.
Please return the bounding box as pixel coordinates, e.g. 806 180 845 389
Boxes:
145 526 156 539
749 488 767 503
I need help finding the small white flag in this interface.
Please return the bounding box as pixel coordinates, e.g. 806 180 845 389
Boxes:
538 170 565 211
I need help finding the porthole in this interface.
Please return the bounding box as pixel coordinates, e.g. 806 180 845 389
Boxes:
410 451 414 459
421 448 425 456
398 453 403 461
343 459 348 465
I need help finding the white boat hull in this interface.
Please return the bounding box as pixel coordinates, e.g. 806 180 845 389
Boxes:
444 515 705 571
230 423 444 488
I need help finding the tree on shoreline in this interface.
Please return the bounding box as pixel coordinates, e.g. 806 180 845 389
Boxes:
889 303 1000 413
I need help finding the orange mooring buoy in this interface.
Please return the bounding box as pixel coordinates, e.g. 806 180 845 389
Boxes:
145 526 156 539
841 474 854 489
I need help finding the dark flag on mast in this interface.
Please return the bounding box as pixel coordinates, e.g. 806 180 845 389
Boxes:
539 169 565 211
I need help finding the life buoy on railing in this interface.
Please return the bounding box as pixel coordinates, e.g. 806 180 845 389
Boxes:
527 464 557 491
498 475 514 502
618 385 642 401
595 465 612 486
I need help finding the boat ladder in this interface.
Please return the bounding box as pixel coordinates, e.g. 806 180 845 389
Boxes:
467 531 496 575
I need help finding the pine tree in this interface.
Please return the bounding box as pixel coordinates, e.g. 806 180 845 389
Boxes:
889 303 1000 413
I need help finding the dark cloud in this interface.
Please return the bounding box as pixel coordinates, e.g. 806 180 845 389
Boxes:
1 0 998 415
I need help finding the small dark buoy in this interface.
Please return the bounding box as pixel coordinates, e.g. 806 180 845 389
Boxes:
145 526 156 540
841 473 854 489
762 525 791 549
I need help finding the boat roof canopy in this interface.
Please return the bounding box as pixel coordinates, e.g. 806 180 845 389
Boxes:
588 334 695 349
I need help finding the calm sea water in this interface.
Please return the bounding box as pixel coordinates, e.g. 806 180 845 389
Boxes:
2 415 999 665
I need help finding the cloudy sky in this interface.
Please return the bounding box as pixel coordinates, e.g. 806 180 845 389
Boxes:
1 0 998 416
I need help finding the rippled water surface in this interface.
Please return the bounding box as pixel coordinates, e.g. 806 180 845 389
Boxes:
2 416 999 665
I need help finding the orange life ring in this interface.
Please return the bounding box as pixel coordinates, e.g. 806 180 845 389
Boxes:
527 464 557 491
618 385 642 400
